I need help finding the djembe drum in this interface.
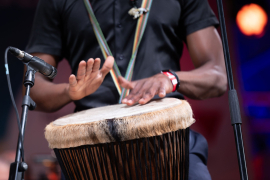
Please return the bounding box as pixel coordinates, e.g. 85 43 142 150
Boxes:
45 98 195 180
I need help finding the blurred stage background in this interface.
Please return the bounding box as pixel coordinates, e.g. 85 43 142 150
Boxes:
0 0 269 179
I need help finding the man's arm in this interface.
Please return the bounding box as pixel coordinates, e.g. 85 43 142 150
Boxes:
119 26 227 105
177 26 227 99
23 54 114 112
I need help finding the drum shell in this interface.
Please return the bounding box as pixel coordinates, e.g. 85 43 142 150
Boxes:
54 128 189 180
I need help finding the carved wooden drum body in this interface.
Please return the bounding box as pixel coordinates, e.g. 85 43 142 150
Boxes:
45 98 195 180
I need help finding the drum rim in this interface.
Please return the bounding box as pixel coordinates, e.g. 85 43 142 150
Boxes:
53 98 184 126
45 98 195 149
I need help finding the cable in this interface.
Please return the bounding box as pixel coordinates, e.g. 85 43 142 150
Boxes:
5 47 25 161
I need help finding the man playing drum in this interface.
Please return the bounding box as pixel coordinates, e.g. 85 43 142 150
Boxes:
25 0 227 179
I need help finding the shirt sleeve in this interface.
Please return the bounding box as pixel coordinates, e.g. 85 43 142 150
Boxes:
179 0 219 38
25 0 63 59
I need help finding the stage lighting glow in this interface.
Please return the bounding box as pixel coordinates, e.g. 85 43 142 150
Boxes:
236 4 268 36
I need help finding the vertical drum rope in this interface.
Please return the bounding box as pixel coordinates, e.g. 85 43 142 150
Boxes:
55 129 189 180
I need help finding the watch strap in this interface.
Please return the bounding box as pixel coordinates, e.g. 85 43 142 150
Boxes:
161 70 180 92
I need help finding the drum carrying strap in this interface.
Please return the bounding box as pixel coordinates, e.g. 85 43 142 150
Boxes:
83 0 153 103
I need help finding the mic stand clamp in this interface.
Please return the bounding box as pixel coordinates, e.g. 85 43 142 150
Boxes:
8 66 36 180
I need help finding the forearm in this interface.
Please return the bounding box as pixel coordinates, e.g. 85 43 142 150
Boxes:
29 76 71 112
176 62 227 100
176 27 227 99
120 27 227 106
23 55 114 112
21 53 71 112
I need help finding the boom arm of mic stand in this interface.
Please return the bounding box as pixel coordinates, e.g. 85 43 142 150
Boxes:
216 0 248 179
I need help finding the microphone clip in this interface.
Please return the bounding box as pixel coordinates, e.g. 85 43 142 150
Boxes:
22 95 36 111
24 66 36 87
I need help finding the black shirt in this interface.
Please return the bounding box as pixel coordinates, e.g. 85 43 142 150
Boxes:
26 0 218 111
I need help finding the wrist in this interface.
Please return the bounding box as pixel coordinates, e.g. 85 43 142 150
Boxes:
64 83 73 102
161 70 180 92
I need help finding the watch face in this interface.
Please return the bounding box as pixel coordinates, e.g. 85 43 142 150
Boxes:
172 79 178 85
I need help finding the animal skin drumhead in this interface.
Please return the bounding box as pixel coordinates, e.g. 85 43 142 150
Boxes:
45 98 195 149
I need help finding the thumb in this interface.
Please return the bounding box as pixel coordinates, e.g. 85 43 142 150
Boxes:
118 76 134 89
100 56 114 78
68 74 77 87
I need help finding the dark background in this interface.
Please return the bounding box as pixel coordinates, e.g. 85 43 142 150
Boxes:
1 0 270 179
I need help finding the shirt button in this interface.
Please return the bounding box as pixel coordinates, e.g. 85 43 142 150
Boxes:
117 23 122 28
119 55 123 60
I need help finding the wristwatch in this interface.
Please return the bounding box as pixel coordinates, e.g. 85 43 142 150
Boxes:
161 70 180 92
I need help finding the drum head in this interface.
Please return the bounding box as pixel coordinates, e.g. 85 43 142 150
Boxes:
45 98 195 149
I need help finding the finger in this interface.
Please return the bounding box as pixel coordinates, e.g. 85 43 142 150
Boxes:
139 82 159 104
122 81 145 104
118 76 135 89
85 58 94 78
123 90 143 105
125 81 152 105
69 74 77 87
158 82 166 98
76 61 87 81
92 58 101 74
100 56 114 78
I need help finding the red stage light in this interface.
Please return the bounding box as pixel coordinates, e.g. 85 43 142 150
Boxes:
236 4 268 36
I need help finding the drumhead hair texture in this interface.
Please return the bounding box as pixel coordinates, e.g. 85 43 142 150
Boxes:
45 98 195 149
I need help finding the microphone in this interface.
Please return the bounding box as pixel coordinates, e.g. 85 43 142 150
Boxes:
8 47 57 79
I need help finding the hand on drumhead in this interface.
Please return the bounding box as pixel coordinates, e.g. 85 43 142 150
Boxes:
118 73 174 106
67 56 114 101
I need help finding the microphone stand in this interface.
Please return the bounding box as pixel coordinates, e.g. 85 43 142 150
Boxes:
8 66 36 180
216 0 248 179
